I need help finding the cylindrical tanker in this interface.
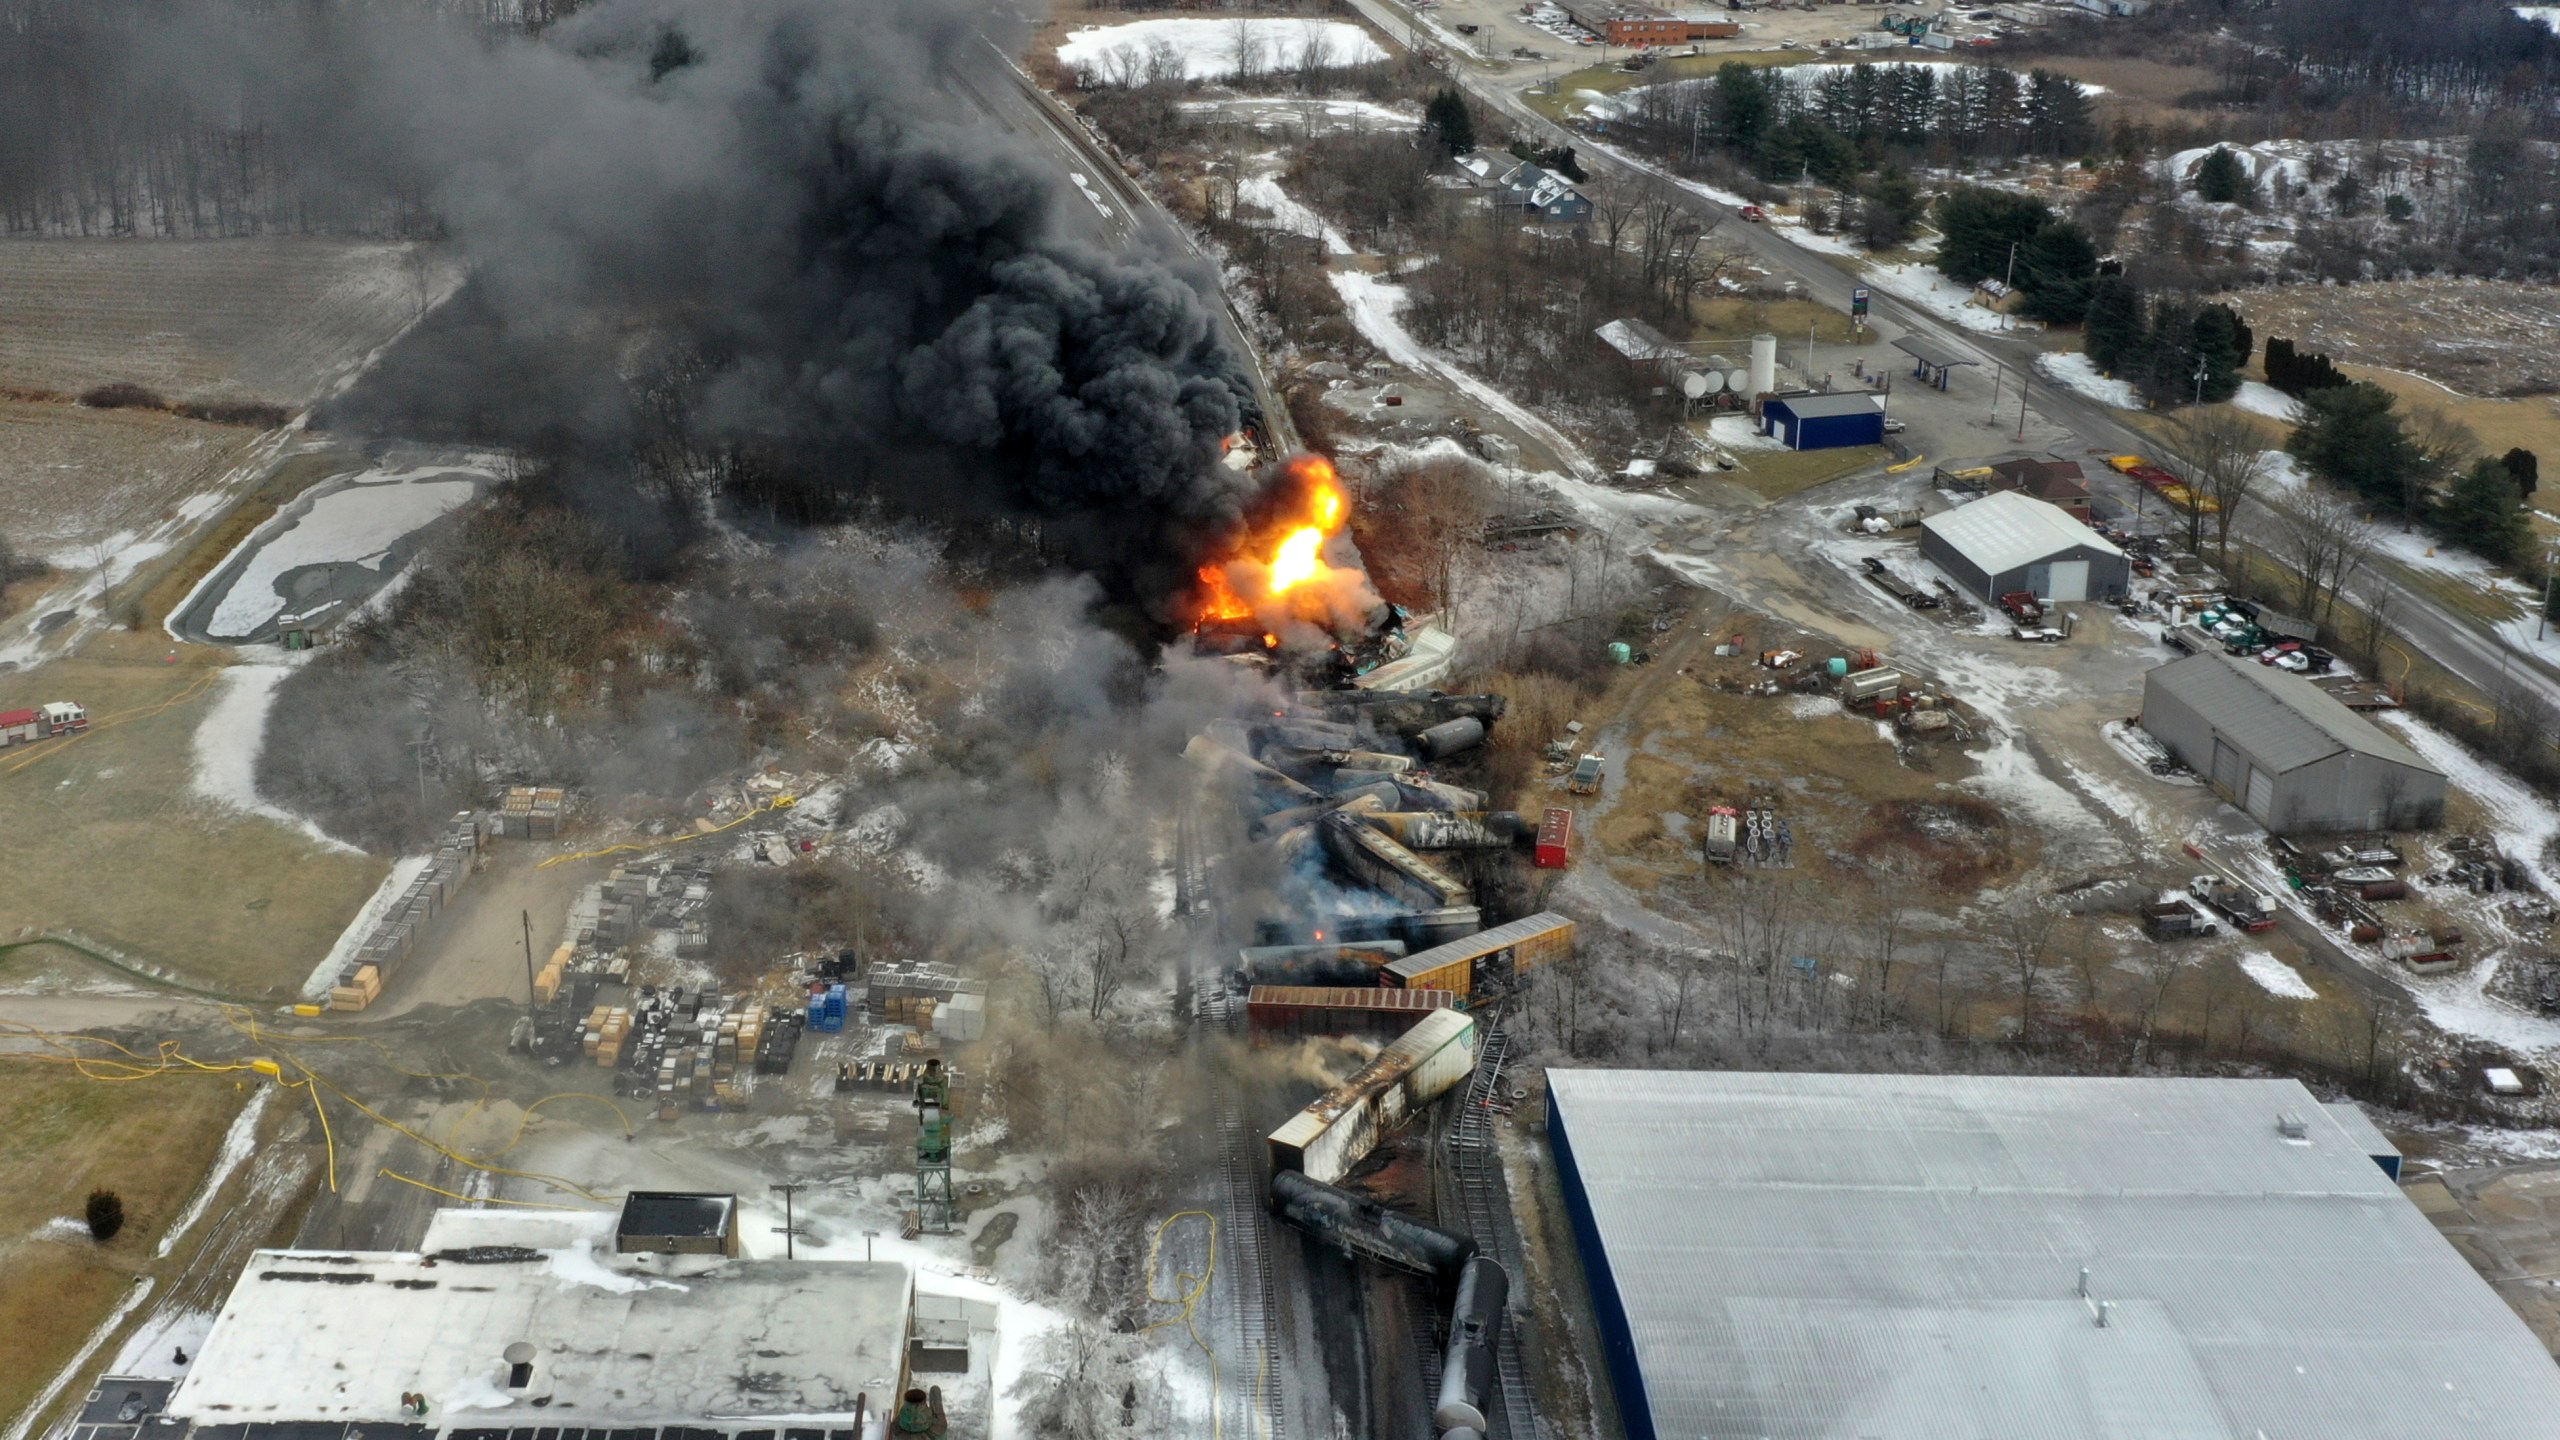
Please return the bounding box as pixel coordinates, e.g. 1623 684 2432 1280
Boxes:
1415 716 1487 759
1363 811 1527 850
1268 1169 1477 1276
1433 1256 1511 1434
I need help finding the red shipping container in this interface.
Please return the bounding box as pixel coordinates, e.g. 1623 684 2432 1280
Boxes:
1535 808 1573 870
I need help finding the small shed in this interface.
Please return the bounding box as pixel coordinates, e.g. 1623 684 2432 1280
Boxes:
1759 391 1884 450
1920 491 2129 603
1985 457 2093 522
2141 652 2446 833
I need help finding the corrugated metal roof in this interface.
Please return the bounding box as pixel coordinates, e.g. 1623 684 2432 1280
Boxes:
2147 652 2436 775
1548 1070 2560 1440
1921 489 2123 575
1765 390 1883 421
1596 318 1683 363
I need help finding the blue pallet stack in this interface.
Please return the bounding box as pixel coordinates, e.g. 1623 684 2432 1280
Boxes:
808 982 848 1034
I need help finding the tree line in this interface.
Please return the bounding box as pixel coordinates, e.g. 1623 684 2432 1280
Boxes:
1611 60 2095 239
2289 382 2541 565
2080 277 2250 408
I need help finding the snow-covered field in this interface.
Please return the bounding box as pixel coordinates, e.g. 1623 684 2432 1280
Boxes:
1058 18 1384 82
190 657 361 854
1238 174 1351 255
2238 952 2320 1000
198 465 485 639
2036 351 2140 409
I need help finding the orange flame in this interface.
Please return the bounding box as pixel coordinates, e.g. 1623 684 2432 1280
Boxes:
1195 455 1352 625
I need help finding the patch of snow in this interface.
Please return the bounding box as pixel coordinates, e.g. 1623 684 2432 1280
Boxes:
110 1306 218 1381
1057 18 1385 82
1237 175 1350 255
1708 414 1786 453
155 1090 270 1259
2238 953 2319 1000
191 657 361 854
301 853 432 998
1328 269 1597 477
205 471 479 638
2232 381 2301 423
2036 351 2140 409
2520 5 2560 31
546 1239 688 1295
1858 258 2016 335
37 1215 88 1239
1785 693 1838 719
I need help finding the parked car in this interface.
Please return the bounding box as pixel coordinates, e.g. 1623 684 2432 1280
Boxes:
1882 417 1907 434
2258 640 2303 666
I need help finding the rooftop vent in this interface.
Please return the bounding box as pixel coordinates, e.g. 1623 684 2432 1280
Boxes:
2277 1111 2309 1140
503 1342 536 1389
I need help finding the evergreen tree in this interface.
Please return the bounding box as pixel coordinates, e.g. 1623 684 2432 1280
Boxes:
2504 447 2539 499
2265 336 2297 391
2194 147 2249 203
1424 88 1474 155
2137 299 2200 406
2290 382 2418 512
1858 168 1926 250
2016 220 2098 323
1934 186 2052 285
2439 458 2532 562
2083 275 2145 373
1712 63 1774 153
2191 303 2250 403
86 1189 124 1242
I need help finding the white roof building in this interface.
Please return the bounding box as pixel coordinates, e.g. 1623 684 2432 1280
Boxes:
164 1209 912 1430
1548 1070 2560 1440
1920 489 2129 603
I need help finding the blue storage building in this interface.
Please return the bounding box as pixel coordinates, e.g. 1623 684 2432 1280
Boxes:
1758 390 1885 450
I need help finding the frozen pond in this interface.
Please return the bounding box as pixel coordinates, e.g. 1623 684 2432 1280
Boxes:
177 459 493 643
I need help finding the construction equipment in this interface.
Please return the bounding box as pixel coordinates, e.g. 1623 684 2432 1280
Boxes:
2188 874 2276 932
914 1059 954 1234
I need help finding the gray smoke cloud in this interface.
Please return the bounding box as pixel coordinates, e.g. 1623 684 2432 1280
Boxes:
105 0 1266 600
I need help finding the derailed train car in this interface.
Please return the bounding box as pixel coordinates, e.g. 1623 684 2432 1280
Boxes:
1267 1170 1476 1275
1379 911 1578 999
1266 1008 1479 1184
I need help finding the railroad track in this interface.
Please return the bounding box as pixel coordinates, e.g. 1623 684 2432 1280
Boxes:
1201 987 1290 1440
1446 1022 1543 1440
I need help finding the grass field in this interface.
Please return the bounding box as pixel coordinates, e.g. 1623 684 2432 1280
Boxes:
0 399 265 556
0 637 387 998
0 1064 249 1430
1718 443 1888 501
0 239 451 406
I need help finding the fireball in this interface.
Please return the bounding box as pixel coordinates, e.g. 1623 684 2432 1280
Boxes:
1193 454 1362 632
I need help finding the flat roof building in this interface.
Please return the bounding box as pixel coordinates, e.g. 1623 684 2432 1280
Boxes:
2143 651 2446 832
1548 1070 2560 1440
157 1208 912 1434
1921 489 2128 603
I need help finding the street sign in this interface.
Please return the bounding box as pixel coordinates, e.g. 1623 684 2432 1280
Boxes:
1850 287 1870 318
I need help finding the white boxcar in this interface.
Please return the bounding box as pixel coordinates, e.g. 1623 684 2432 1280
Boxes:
1268 1008 1480 1184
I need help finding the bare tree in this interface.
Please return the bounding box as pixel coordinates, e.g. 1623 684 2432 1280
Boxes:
2126 947 2198 1067
1995 898 2060 1045
2271 485 2379 626
2401 403 2481 529
2170 407 2271 562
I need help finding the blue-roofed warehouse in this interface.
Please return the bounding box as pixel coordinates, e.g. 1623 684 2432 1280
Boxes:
1758 390 1884 449
1546 1068 2560 1440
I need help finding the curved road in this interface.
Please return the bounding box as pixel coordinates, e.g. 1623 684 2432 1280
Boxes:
1340 0 2560 715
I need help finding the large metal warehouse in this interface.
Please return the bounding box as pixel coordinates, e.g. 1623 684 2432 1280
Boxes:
1546 1070 2560 1440
1919 489 2128 602
2143 651 2446 833
1758 390 1884 450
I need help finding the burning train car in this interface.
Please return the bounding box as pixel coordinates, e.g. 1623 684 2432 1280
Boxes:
1267 1007 1479 1185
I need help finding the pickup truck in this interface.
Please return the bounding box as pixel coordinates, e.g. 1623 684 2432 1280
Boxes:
1569 753 1607 794
2189 874 2276 932
1738 205 1767 222
1998 591 2043 623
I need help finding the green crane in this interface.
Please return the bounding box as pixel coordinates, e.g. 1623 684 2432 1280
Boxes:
913 1057 954 1234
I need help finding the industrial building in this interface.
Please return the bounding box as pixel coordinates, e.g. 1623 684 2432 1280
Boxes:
1547 1070 2560 1440
1756 390 1884 450
130 1199 929 1438
2142 652 2447 832
1920 490 2129 603
1557 0 1738 43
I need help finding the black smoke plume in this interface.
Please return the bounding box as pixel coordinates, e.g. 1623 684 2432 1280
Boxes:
7 0 1265 603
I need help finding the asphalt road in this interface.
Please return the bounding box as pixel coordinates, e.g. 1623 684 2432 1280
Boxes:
1340 0 2560 715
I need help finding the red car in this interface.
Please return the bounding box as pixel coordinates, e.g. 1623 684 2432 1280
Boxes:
1738 205 1767 222
2258 640 2303 666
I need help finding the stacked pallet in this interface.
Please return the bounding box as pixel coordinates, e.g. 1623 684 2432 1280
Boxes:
583 1003 633 1067
328 963 382 1011
533 943 574 1005
492 785 567 840
331 813 481 1010
878 994 938 1030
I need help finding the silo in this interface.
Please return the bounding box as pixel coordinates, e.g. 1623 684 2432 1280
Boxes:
1749 333 1778 397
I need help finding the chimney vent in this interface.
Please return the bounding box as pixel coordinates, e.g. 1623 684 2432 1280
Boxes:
504 1342 536 1389
2277 1111 2309 1140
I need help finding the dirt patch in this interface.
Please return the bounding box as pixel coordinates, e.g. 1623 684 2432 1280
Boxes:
1849 795 2018 890
0 639 387 997
1719 443 1889 502
0 399 263 556
0 1064 249 1428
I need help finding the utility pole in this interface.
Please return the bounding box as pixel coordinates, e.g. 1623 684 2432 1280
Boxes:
2541 540 2559 642
2016 369 2028 442
2192 355 2210 408
1989 360 2002 421
519 910 538 1038
770 1182 805 1260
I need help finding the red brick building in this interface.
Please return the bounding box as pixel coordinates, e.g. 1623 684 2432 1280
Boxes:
1559 0 1740 45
